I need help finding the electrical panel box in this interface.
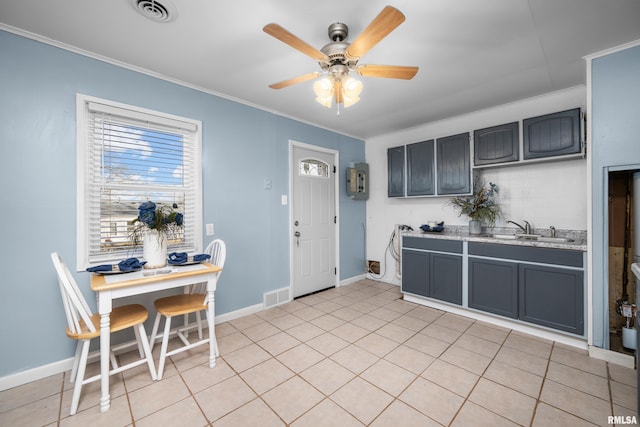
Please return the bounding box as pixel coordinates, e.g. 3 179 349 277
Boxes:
347 163 369 200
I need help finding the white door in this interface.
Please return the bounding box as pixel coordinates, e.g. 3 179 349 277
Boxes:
291 144 337 298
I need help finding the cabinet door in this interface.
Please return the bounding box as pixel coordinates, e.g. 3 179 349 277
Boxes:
518 264 584 334
387 146 405 197
468 258 518 318
429 253 462 305
523 108 581 159
401 249 429 297
473 122 519 166
436 133 470 195
406 140 434 196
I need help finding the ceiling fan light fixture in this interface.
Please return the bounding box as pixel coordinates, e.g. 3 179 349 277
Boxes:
342 94 360 108
315 95 333 108
342 77 362 98
313 77 334 98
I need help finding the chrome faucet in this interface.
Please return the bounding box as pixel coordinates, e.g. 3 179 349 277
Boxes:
549 226 556 238
508 220 531 234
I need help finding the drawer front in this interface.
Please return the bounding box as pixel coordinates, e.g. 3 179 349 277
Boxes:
468 242 583 267
403 236 463 253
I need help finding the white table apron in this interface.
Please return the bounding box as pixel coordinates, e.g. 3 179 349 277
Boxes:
91 263 220 413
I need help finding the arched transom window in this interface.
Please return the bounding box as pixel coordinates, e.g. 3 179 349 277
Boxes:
299 158 329 178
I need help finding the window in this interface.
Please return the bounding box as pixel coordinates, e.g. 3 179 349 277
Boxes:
299 159 329 178
77 94 202 269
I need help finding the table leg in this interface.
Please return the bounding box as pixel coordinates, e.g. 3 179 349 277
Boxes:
207 278 216 368
99 312 111 412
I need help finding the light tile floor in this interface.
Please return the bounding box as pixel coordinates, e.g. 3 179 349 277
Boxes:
1 279 637 426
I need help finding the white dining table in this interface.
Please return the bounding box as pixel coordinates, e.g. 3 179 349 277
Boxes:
90 262 222 413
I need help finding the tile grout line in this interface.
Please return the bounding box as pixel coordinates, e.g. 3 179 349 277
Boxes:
528 339 554 427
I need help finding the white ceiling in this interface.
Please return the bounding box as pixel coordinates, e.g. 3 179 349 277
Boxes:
2 0 640 140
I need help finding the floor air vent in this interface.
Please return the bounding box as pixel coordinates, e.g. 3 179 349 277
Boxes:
264 287 290 308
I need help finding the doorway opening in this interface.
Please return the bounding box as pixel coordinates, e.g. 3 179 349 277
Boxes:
608 170 640 355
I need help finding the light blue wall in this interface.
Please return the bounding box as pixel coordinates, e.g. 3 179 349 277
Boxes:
0 30 365 377
591 44 640 348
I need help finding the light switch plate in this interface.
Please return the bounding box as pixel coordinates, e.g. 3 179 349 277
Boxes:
206 223 214 235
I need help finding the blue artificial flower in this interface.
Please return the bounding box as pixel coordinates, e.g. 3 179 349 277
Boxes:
175 213 184 226
138 201 157 227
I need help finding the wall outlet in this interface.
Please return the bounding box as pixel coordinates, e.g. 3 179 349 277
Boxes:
206 223 214 236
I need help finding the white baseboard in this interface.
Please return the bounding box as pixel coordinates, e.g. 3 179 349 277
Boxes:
589 345 635 369
0 358 76 391
0 302 264 392
340 273 367 287
214 303 264 323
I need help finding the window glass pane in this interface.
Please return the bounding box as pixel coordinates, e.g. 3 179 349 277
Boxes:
96 121 187 254
299 159 329 178
102 122 184 186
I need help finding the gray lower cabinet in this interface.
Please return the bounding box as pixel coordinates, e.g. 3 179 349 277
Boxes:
402 237 463 305
519 264 584 335
468 258 518 318
430 253 462 305
467 242 584 335
401 249 428 296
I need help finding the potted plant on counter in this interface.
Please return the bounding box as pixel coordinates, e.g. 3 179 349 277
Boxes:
130 201 184 268
449 179 501 234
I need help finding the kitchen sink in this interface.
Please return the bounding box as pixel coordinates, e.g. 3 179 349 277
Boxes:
536 236 575 243
483 234 518 240
480 234 575 243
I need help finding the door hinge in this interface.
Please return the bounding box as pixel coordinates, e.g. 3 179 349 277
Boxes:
333 165 336 173
334 267 337 275
334 216 337 224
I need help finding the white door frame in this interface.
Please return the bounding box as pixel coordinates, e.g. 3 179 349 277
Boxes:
288 140 340 299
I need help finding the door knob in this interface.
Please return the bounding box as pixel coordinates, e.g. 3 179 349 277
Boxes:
294 231 300 247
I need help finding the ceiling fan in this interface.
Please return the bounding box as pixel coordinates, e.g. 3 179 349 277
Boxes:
263 6 418 110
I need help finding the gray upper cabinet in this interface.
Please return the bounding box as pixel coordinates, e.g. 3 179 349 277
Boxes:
387 133 471 197
473 122 519 166
406 140 435 196
387 146 405 197
437 133 471 195
523 108 581 160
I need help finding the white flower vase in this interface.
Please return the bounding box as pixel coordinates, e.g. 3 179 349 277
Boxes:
468 219 482 235
143 230 167 268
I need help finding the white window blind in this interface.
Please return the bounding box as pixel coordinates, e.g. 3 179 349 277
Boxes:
77 94 202 269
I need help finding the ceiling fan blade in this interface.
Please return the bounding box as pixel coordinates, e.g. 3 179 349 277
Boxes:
356 65 419 80
269 72 321 89
263 23 329 63
345 6 406 60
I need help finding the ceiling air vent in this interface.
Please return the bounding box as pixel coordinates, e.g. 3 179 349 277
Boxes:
131 0 177 23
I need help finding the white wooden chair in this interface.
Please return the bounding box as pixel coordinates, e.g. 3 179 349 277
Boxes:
149 239 226 379
50 252 157 415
